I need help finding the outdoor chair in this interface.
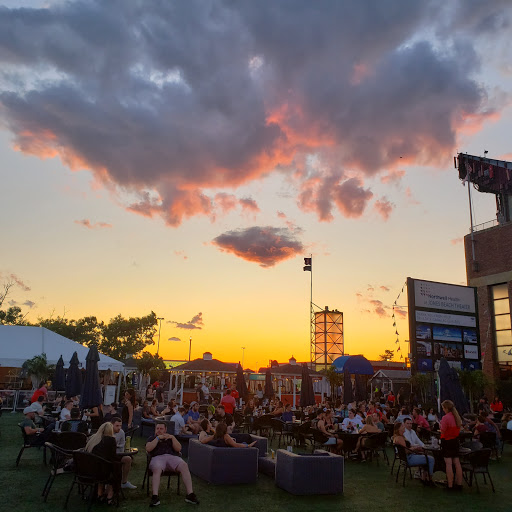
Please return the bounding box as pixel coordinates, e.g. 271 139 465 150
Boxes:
141 451 181 496
16 423 42 467
461 440 483 452
188 439 258 485
362 432 389 466
310 428 332 452
417 427 431 443
337 432 359 459
275 449 344 495
479 432 500 460
271 418 293 448
252 414 274 437
64 450 122 511
125 425 139 439
393 444 430 487
53 431 87 451
293 420 313 448
499 428 512 455
42 442 74 502
461 448 495 493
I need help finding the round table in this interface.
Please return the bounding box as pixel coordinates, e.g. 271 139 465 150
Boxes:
117 448 139 457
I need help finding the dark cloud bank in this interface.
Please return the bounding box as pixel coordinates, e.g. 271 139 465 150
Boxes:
0 1 510 264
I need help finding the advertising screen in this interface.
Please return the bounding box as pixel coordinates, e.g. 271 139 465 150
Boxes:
407 278 481 373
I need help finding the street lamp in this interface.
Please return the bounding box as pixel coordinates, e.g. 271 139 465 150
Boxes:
189 336 192 362
241 347 246 368
156 317 164 355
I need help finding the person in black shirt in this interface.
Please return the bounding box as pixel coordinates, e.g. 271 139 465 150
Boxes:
85 423 120 503
146 422 199 506
213 405 234 432
61 407 89 433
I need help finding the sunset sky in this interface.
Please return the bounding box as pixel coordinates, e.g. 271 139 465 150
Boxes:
1 1 511 370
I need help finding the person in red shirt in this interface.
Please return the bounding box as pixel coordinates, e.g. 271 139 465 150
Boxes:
220 389 236 415
440 400 463 490
230 384 239 401
490 396 503 414
412 408 431 430
387 391 395 408
31 382 48 403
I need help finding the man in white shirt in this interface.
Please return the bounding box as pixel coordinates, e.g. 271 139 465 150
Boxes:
201 383 210 403
341 410 364 431
111 417 137 490
403 418 425 448
60 400 73 421
171 407 191 435
396 407 412 424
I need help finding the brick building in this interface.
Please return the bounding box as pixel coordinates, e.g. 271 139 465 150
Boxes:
464 221 512 383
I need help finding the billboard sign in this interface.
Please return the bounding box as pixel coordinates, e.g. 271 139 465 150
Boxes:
408 278 481 373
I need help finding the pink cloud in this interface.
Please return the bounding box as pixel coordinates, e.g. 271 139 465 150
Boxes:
239 197 260 213
212 226 304 268
380 169 406 185
380 285 390 292
173 250 188 260
74 219 112 229
451 237 463 245
374 197 394 220
9 273 31 292
169 312 204 330
405 187 420 205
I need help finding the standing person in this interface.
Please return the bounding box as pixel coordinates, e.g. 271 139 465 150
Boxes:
195 383 205 404
397 387 404 407
440 400 463 491
155 383 164 404
387 390 396 408
146 422 199 506
490 396 504 415
256 384 264 401
220 389 236 415
201 381 210 403
30 381 48 403
122 389 136 431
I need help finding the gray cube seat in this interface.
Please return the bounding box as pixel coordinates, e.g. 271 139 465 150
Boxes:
188 439 258 485
275 449 344 495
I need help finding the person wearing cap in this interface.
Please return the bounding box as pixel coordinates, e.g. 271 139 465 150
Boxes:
21 404 54 446
184 402 201 434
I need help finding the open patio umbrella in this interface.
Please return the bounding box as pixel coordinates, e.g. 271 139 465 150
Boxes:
80 345 103 409
53 355 66 391
438 358 469 416
66 351 82 398
264 368 274 399
343 370 353 404
236 363 249 403
300 363 316 407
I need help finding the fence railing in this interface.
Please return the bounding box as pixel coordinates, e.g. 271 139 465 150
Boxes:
470 219 498 233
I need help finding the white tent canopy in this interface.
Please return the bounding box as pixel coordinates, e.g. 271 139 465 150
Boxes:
0 325 124 372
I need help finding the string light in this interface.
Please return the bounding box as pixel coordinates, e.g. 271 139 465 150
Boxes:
391 281 408 365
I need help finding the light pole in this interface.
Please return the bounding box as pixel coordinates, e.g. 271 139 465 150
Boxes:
241 347 246 368
189 336 192 362
156 317 164 355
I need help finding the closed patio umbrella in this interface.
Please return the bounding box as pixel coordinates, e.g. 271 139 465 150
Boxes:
236 363 248 402
300 363 315 407
66 351 82 398
53 355 66 391
264 368 274 399
354 374 366 402
343 370 353 404
438 358 469 416
80 345 103 409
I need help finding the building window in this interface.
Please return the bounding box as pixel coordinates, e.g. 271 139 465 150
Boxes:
492 283 512 365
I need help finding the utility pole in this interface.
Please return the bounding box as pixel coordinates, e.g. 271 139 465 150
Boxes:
189 336 192 362
241 347 246 368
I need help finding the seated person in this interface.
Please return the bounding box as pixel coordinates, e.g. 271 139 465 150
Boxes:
501 412 512 430
184 402 201 434
161 399 176 416
110 417 137 490
198 418 215 442
213 405 234 432
316 409 343 454
243 399 255 417
393 422 434 486
201 421 257 447
150 399 159 417
171 407 192 436
403 418 425 448
146 421 199 506
20 404 55 446
30 395 47 424
281 403 294 423
372 412 385 432
85 422 120 504
270 401 285 417
103 403 118 424
412 408 430 431
59 400 73 422
61 407 89 433
396 407 412 423
341 409 364 432
142 400 152 420
356 415 381 460
473 415 489 439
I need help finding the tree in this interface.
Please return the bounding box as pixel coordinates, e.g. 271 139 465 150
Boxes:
136 351 166 374
320 365 344 398
457 370 493 412
38 315 103 346
0 281 30 325
379 349 394 361
409 373 432 405
22 353 54 390
99 311 158 360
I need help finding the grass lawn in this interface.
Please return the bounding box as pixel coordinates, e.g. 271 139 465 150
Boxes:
1 412 511 512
